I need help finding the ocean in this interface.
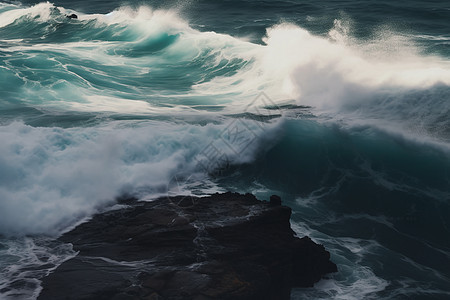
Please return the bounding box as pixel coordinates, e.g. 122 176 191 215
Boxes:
0 0 449 299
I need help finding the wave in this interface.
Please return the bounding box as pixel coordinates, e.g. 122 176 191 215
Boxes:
256 22 450 145
1 3 448 114
0 2 449 237
0 2 258 115
0 118 282 236
0 2 55 28
1 3 450 300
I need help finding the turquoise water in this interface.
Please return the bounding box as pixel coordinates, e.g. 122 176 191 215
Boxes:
0 0 449 299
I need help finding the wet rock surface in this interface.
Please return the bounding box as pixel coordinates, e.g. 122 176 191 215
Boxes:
38 192 337 300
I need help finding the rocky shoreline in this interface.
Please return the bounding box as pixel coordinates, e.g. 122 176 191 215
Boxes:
38 192 337 300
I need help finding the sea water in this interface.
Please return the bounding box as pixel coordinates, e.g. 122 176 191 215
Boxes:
0 0 449 299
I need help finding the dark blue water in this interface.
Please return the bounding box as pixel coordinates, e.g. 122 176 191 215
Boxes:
0 0 449 299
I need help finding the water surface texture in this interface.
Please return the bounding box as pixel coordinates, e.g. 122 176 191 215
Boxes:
0 0 449 299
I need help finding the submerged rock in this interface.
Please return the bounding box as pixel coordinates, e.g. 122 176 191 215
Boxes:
38 192 337 299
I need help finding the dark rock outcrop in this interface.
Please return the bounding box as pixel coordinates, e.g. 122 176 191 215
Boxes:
38 192 337 300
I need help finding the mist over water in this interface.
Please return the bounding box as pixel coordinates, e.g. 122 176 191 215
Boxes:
0 0 449 299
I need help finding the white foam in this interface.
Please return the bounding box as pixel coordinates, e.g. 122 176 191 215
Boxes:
0 2 55 28
290 221 389 300
242 21 450 149
0 237 76 300
258 23 450 101
0 118 281 236
291 267 388 300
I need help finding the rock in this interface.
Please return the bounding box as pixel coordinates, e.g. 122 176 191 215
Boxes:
38 192 337 300
270 195 282 206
